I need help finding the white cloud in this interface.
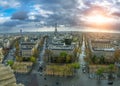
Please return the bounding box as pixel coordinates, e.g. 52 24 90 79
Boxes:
0 0 21 8
77 0 87 9
28 15 36 20
110 7 120 13
0 16 10 24
40 21 45 24
30 4 54 18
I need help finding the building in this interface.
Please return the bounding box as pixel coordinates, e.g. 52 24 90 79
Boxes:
21 48 34 58
3 39 11 49
0 46 4 62
0 64 24 86
48 44 75 56
20 42 35 58
47 31 76 57
20 29 22 37
89 39 115 61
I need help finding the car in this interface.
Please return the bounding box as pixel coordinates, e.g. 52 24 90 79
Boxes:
108 80 113 85
89 74 94 79
81 64 86 68
82 69 86 73
39 61 43 65
39 72 42 76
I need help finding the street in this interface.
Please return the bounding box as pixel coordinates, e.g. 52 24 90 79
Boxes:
32 38 46 74
2 47 16 65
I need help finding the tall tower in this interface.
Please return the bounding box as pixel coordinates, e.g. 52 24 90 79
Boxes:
54 23 57 35
20 29 22 37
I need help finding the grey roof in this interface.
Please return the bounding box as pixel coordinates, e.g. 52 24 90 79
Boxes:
21 48 33 50
21 42 35 45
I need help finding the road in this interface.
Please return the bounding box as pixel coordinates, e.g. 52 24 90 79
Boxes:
2 47 15 65
32 38 46 74
79 36 86 65
39 38 46 62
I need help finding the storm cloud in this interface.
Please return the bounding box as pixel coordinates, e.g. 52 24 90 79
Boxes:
11 11 28 20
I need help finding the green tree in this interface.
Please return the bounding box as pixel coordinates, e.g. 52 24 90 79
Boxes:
15 41 20 56
99 55 105 64
16 56 23 62
114 49 120 62
7 60 14 66
60 51 67 57
66 55 72 63
108 64 114 73
108 64 114 81
33 48 39 58
96 67 104 80
71 62 80 69
60 51 67 63
73 47 79 58
39 39 44 47
45 49 53 62
91 55 97 64
30 56 36 63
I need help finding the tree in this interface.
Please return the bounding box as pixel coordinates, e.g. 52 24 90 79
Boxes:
39 39 44 47
60 51 67 57
96 67 104 80
45 49 53 62
7 60 14 66
15 41 19 49
108 64 115 81
114 49 120 62
66 55 72 63
15 41 20 56
71 62 80 69
91 55 97 64
16 56 23 62
97 55 105 64
33 48 39 58
30 56 36 63
60 51 67 63
73 47 80 61
108 64 114 72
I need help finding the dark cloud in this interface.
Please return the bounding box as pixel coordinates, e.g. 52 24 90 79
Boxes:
112 12 120 17
11 11 28 20
21 0 80 26
2 20 26 27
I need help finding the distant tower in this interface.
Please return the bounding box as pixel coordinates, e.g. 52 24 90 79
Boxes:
20 29 22 37
54 23 58 35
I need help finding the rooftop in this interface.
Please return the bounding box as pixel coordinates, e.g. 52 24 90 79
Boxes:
0 64 24 86
21 42 35 45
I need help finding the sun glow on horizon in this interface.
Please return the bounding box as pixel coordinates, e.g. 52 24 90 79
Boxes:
85 14 115 25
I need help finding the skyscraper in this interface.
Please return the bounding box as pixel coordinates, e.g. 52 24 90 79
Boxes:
20 29 22 37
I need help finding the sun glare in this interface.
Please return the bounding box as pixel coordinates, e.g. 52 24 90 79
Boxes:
85 14 114 25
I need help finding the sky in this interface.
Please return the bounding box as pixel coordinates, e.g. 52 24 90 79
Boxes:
0 0 120 33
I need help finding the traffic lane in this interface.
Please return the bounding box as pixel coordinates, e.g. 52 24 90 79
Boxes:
3 53 15 65
37 73 115 86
